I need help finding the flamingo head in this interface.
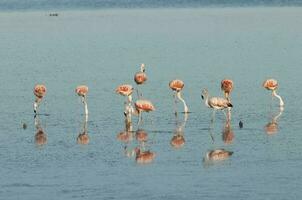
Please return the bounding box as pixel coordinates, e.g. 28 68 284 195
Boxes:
201 89 208 100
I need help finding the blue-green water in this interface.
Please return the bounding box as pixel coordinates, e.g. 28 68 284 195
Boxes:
0 7 302 199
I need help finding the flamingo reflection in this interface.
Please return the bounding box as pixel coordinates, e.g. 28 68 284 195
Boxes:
34 116 47 146
170 113 188 149
135 146 155 164
77 115 90 145
204 149 233 162
265 107 284 135
222 120 234 144
134 63 147 98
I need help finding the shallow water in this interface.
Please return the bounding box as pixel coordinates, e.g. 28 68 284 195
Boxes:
0 7 302 199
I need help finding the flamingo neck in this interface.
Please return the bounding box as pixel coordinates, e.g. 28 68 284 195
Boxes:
203 93 210 107
82 96 89 115
176 92 189 113
272 90 284 107
127 95 132 103
34 97 42 113
140 64 145 72
272 107 284 123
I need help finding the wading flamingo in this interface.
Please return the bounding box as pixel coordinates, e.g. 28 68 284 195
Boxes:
33 84 47 115
135 147 155 164
263 79 284 107
204 149 233 162
221 79 233 101
116 84 134 121
221 79 233 120
134 63 147 98
169 79 189 114
75 85 89 116
201 89 233 122
135 99 155 125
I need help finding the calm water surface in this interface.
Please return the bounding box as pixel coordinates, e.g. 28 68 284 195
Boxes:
0 7 302 199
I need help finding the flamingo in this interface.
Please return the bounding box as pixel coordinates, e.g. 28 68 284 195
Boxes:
201 89 233 122
134 63 147 98
204 149 233 162
33 84 47 115
135 147 155 164
221 79 234 101
169 79 189 114
263 79 284 107
75 85 89 116
134 99 155 125
116 84 134 121
221 79 234 120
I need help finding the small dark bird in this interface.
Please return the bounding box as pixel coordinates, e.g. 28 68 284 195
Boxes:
239 121 243 129
22 123 27 130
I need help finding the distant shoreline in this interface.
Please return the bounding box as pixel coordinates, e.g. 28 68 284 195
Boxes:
0 4 302 13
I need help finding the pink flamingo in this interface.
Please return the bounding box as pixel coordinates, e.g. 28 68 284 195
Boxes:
134 63 147 98
263 79 284 107
221 79 234 101
116 84 134 121
135 99 155 125
169 79 189 114
33 84 47 115
221 79 234 121
75 85 89 116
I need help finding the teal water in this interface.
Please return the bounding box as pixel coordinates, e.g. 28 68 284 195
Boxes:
0 7 302 199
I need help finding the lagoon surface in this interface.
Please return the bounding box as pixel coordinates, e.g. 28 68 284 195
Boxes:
0 7 302 199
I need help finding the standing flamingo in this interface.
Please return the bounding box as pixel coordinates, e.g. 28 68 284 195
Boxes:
263 79 284 107
116 84 134 121
201 89 233 122
134 63 147 98
33 84 47 115
75 85 89 116
169 79 189 114
221 79 234 121
221 79 234 101
135 99 155 125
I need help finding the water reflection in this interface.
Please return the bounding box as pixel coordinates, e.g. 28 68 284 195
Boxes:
203 115 234 165
77 115 89 145
222 120 234 144
170 113 188 149
34 116 47 146
264 107 284 135
116 117 156 164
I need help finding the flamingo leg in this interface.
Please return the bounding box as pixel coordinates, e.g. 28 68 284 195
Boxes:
173 92 177 115
137 112 142 127
136 86 140 99
211 109 216 124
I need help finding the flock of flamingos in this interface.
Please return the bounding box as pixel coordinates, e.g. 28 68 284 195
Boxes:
32 63 285 164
